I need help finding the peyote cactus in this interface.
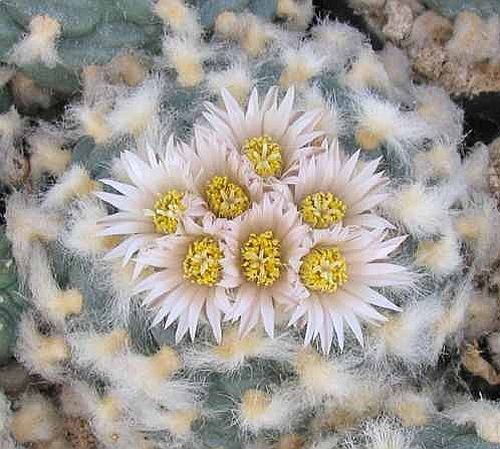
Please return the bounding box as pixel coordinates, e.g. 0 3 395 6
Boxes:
1 2 500 449
0 0 313 96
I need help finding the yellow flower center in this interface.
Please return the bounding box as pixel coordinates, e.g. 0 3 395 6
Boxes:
183 236 223 286
243 135 283 177
152 190 187 234
300 192 346 229
241 230 282 286
205 176 250 219
299 246 348 293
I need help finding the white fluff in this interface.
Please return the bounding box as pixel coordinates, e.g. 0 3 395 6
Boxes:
185 329 297 372
279 42 328 88
153 0 202 38
28 128 71 180
0 106 25 185
414 85 463 142
107 77 162 137
312 20 366 68
299 85 345 140
42 165 97 209
27 242 83 324
62 198 112 257
5 193 60 274
461 143 489 191
383 182 453 238
379 44 411 90
0 66 14 87
447 399 500 443
368 298 444 366
207 60 253 105
276 0 314 30
15 314 68 381
414 232 462 277
239 387 301 432
413 141 461 181
162 36 209 87
385 390 435 426
343 49 391 92
0 392 16 449
352 92 432 161
9 15 61 67
9 393 61 443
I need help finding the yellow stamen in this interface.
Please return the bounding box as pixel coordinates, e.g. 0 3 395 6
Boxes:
241 230 282 286
300 192 347 229
183 236 223 286
205 175 250 219
299 246 348 293
243 135 283 177
152 190 186 234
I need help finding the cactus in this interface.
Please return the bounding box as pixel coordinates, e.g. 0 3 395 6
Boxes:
1 2 500 449
0 230 25 364
0 0 312 95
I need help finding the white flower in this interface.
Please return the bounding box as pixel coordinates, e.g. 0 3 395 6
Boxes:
134 216 238 343
180 127 263 223
290 227 411 353
287 142 392 230
225 194 309 338
95 138 204 266
202 86 324 182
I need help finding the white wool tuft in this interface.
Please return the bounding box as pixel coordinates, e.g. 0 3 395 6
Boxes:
312 20 366 68
379 44 411 90
9 15 61 67
185 329 297 372
276 0 314 30
414 85 463 142
343 49 391 92
385 390 435 426
461 143 489 191
352 92 432 160
62 198 113 256
153 0 202 38
5 193 60 273
42 165 98 209
162 36 209 87
299 85 345 140
279 43 327 88
239 388 301 432
26 242 83 324
383 183 452 237
9 393 62 444
487 332 500 368
207 60 253 105
414 232 462 277
0 106 25 185
68 329 129 374
368 298 444 365
448 399 500 443
72 104 113 144
28 127 70 180
294 350 359 404
107 77 162 137
413 141 461 181
15 314 68 381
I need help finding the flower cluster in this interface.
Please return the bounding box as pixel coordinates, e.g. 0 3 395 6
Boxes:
97 87 412 353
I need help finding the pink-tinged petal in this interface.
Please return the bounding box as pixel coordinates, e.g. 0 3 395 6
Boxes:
100 179 141 198
206 296 223 343
343 284 401 312
344 213 395 230
238 301 260 338
188 293 205 341
175 312 190 343
343 310 364 346
260 294 275 338
331 312 345 351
